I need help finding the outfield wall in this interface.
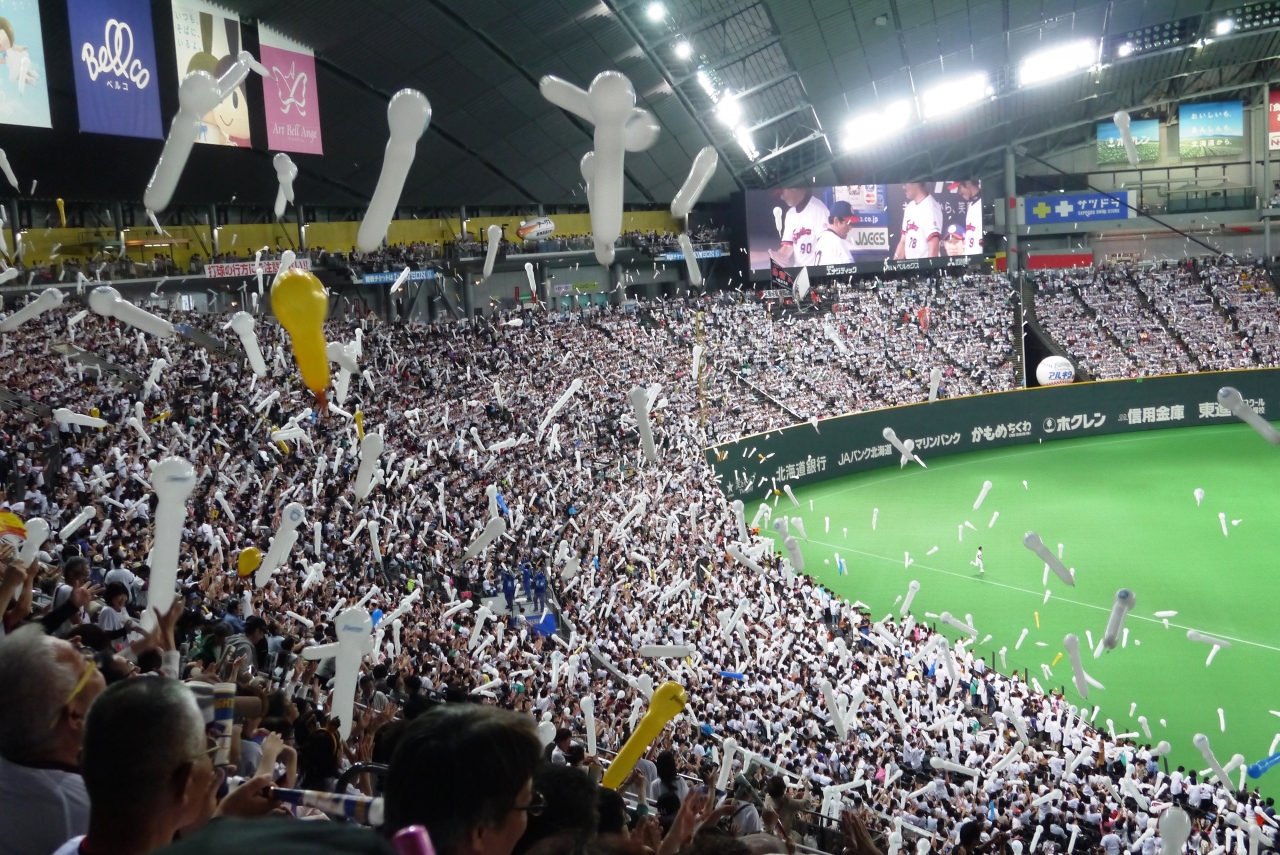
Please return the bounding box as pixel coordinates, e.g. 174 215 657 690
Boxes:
707 369 1280 501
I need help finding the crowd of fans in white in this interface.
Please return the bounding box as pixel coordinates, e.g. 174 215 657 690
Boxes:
0 267 1275 855
1033 259 1279 380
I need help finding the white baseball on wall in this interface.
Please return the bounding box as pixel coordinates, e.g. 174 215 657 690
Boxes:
1036 355 1075 386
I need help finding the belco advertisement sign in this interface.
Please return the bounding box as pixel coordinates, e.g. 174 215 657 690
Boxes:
707 369 1280 498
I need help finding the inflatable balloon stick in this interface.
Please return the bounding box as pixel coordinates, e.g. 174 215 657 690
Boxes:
882 427 925 467
974 480 993 510
0 287 62 331
580 695 597 756
1159 806 1192 855
358 90 432 252
1063 633 1089 699
901 580 920 616
1218 387 1280 444
89 286 175 338
1099 589 1135 655
59 507 96 542
237 547 262 578
671 147 718 219
354 410 365 441
523 262 537 299
463 517 506 561
939 612 977 637
0 149 17 190
482 225 502 281
54 408 108 429
226 312 267 377
1113 111 1141 168
1194 488 1205 506
256 502 306 588
353 433 383 501
1023 531 1075 586
145 64 249 212
790 517 807 541
17 518 49 568
782 484 800 507
601 681 687 789
1248 751 1280 779
783 536 804 572
539 72 659 266
142 458 197 630
628 385 657 464
677 234 702 287
731 500 748 543
819 679 848 741
273 153 297 219
56 198 66 228
638 645 694 658
302 607 372 740
929 367 942 403
271 268 331 406
725 544 764 574
538 379 583 441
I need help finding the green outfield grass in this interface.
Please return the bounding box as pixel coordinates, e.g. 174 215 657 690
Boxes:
768 423 1280 796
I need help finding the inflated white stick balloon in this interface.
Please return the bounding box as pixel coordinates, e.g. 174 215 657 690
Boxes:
54 408 108 429
145 72 224 211
353 433 384 501
939 611 977 637
326 340 360 374
638 645 694 658
463 516 506 561
1100 588 1135 654
820 679 848 741
1063 634 1090 699
89 286 174 338
0 287 62 331
1194 488 1205 505
901 580 920 616
581 695 597 756
482 224 502 281
225 312 267 377
302 607 371 739
142 458 196 630
59 507 96 541
974 480 992 510
930 757 980 777
0 149 17 190
538 379 582 440
726 543 764 574
357 90 431 252
783 536 804 572
367 520 382 565
671 147 718 218
677 233 703 287
273 153 297 219
1218 387 1280 444
928 367 942 403
1193 734 1234 798
882 426 925 467
141 358 167 399
17 518 49 568
1159 806 1193 855
628 384 657 463
791 517 807 541
1112 111 1141 167
1187 629 1232 649
782 484 800 507
256 502 306 588
716 737 739 793
1023 531 1075 586
731 500 748 543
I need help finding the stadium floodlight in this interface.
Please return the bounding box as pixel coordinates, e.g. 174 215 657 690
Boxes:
1117 41 1134 56
715 93 742 127
674 40 693 59
646 2 666 22
1215 18 1235 35
842 100 913 151
1018 39 1099 86
921 72 991 119
735 125 760 161
696 69 716 97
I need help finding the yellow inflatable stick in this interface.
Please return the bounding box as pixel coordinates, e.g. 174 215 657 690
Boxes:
601 681 688 790
270 268 330 408
89 407 99 418
237 547 262 578
354 409 364 441
56 198 65 228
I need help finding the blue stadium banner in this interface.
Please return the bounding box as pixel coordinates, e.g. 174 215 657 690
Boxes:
658 247 724 262
1021 191 1134 225
361 269 436 285
67 0 162 139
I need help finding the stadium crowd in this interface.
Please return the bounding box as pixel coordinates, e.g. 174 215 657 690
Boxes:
0 279 1274 855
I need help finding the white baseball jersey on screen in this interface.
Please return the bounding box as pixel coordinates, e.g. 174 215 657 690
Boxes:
783 196 830 267
812 228 853 266
965 197 982 255
900 195 943 259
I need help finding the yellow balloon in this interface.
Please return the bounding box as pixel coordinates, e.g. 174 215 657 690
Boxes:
89 407 99 418
270 268 330 406
354 409 364 441
56 198 65 228
601 681 688 789
237 547 262 577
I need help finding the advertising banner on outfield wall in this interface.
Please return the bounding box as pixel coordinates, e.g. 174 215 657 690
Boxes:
0 0 51 128
258 24 322 155
67 0 163 139
707 369 1280 500
170 0 252 147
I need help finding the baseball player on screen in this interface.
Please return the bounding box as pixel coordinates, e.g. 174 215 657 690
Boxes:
811 201 855 266
770 188 830 268
893 182 943 260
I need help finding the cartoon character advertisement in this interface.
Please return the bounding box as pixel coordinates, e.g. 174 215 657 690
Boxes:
170 0 251 147
258 24 322 155
0 0 51 128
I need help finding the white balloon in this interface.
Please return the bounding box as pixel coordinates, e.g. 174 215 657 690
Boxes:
357 90 432 252
353 433 385 501
0 287 62 332
256 502 307 588
17 518 49 568
88 286 175 338
302 607 371 740
1113 111 1141 168
53 408 107 429
678 233 702 286
227 312 268 377
273 153 298 219
483 224 503 281
671 146 718 218
145 68 238 212
142 458 197 629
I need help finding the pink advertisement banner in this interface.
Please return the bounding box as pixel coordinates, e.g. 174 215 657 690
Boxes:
259 29 322 154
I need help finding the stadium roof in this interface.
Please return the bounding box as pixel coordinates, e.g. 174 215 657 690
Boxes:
219 0 1280 205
